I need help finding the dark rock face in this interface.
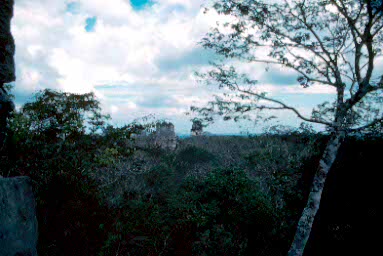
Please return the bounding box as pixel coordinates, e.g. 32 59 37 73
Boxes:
0 177 38 256
0 0 16 83
0 0 15 151
0 86 14 142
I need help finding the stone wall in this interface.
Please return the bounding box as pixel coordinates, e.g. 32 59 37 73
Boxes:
0 2 38 256
0 0 15 83
0 0 16 150
153 122 177 150
132 122 178 151
0 177 39 256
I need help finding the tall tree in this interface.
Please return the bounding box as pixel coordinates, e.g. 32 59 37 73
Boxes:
9 89 111 145
192 0 383 255
5 89 112 180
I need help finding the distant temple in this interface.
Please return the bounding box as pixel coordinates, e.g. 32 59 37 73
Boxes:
132 120 211 150
153 121 177 150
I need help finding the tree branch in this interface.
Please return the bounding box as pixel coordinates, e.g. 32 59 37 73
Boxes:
247 57 335 86
260 21 335 70
235 86 333 126
296 2 336 67
284 45 334 85
330 0 363 38
349 115 383 132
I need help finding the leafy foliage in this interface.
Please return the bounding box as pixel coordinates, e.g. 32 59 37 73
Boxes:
176 145 216 165
191 2 383 253
5 89 110 183
192 0 383 134
1 89 150 255
5 82 379 255
99 165 278 256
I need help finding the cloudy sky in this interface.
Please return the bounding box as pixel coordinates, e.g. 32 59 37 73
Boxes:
10 0 339 134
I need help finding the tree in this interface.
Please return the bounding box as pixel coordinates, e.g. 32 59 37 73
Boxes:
10 89 110 141
192 0 383 255
7 89 111 168
6 89 159 173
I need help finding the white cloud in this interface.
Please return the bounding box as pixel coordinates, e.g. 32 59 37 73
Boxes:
11 0 345 134
283 84 337 95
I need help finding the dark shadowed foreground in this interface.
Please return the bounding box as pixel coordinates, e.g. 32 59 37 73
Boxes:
0 177 38 256
1 133 381 256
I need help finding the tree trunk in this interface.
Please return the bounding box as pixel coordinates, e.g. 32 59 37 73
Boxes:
287 131 345 256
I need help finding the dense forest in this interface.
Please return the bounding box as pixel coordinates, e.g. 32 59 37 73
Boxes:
1 89 381 256
1 1 382 255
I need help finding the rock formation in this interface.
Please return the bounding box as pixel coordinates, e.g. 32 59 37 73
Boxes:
191 120 203 136
0 0 16 150
0 3 37 256
0 176 39 256
0 0 15 84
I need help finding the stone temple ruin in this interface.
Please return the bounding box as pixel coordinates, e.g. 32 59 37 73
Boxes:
132 121 178 151
131 120 209 150
153 121 177 150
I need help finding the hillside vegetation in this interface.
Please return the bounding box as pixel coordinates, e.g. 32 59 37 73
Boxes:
1 89 381 256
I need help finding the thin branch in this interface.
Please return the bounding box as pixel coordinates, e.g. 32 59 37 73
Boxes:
371 22 383 37
330 0 363 38
374 75 383 88
260 21 335 70
349 116 383 132
247 58 335 86
335 27 351 56
284 46 334 84
296 3 336 67
235 85 333 126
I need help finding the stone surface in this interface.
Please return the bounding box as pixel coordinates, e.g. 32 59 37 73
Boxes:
0 86 15 150
0 0 16 83
153 122 177 150
132 122 178 150
0 176 38 256
0 0 15 151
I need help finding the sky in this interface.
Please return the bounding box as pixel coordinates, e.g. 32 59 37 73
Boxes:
9 0 344 135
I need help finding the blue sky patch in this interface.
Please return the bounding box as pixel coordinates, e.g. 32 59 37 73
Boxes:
165 4 186 13
66 2 80 14
85 17 97 32
157 48 217 72
130 0 154 11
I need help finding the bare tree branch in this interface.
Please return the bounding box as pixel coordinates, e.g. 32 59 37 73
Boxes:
235 86 333 126
349 115 383 132
330 0 363 38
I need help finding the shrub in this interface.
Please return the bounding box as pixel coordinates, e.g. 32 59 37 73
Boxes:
96 147 120 167
98 165 277 256
169 167 277 255
99 198 169 256
3 89 145 255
